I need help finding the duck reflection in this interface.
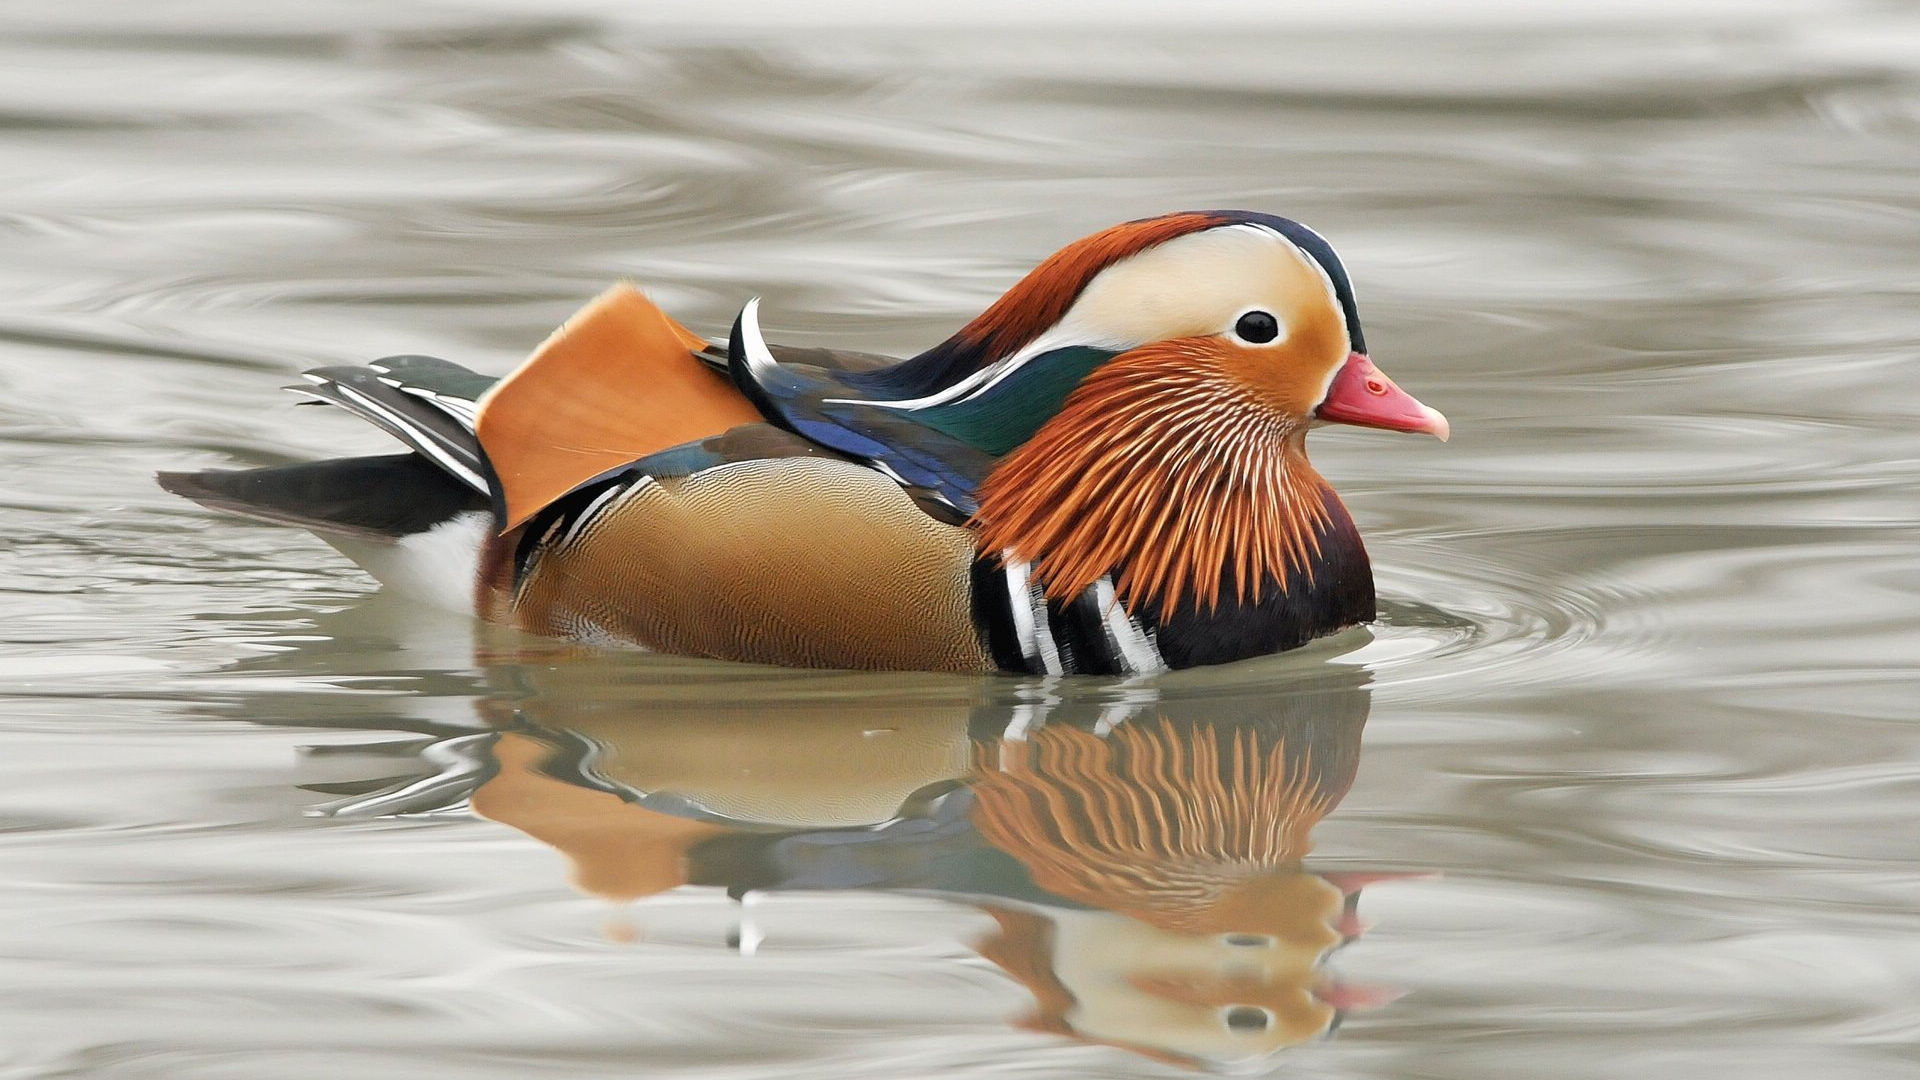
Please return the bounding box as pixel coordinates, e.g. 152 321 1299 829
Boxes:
967 717 1379 1064
307 648 1408 1070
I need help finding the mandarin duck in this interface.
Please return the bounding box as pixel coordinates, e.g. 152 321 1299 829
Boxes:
161 211 1448 673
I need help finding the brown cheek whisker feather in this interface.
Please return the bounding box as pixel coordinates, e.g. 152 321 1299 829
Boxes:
972 340 1335 615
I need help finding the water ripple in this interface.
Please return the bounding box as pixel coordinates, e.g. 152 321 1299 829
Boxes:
7 5 1920 1079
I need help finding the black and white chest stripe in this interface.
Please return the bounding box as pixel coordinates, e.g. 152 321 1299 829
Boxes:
511 472 660 585
972 554 1167 676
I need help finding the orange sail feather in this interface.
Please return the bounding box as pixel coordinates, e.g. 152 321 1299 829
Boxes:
475 284 762 530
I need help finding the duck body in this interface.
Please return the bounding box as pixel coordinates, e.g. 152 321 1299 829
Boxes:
161 211 1447 673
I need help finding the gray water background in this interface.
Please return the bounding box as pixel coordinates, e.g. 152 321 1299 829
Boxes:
2 2 1919 1077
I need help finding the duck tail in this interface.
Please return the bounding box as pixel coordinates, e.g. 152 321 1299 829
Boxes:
159 352 505 611
157 453 485 541
287 354 496 497
160 351 499 536
159 454 493 612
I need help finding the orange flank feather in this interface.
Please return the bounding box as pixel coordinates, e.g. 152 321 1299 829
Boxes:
972 339 1334 614
475 284 763 530
951 213 1220 366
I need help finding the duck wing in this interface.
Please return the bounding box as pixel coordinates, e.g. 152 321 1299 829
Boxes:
723 300 998 518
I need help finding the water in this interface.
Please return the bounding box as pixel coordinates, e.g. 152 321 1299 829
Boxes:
3 2 1919 1076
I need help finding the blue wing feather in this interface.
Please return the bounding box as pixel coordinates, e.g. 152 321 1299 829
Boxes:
727 309 995 514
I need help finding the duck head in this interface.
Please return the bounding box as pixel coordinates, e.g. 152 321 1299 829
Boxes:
865 210 1447 448
889 211 1447 614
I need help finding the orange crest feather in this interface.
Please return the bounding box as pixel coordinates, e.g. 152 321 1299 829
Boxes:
953 213 1221 365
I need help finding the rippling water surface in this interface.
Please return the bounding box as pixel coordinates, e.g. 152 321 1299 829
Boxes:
4 2 1919 1077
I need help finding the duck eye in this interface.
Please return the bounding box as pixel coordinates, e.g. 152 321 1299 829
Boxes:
1234 310 1280 344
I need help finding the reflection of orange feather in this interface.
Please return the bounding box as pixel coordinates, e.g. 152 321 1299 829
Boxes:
475 285 762 530
471 732 728 902
974 907 1077 1037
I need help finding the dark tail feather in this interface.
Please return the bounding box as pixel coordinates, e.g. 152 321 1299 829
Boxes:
158 453 487 541
290 365 492 493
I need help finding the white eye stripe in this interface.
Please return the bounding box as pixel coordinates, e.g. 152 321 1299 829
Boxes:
836 222 1341 411
1227 221 1284 241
